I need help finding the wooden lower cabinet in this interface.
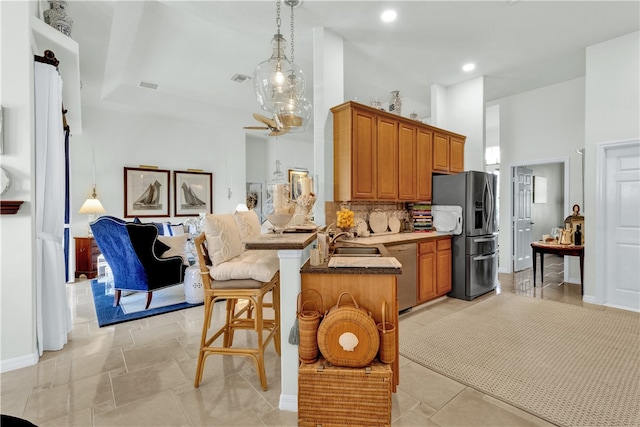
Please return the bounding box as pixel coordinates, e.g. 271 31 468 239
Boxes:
301 272 399 391
418 236 452 303
435 238 452 295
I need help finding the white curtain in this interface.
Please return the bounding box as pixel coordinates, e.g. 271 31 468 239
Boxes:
34 61 71 355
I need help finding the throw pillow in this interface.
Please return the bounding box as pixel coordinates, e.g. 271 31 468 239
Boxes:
169 223 185 236
204 213 243 266
234 210 262 241
151 222 165 235
157 234 190 266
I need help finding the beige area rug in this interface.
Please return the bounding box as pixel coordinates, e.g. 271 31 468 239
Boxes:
400 293 640 427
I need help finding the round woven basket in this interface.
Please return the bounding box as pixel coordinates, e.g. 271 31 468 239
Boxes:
317 292 379 367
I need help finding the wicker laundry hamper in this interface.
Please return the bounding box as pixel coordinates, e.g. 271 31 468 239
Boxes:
298 357 392 427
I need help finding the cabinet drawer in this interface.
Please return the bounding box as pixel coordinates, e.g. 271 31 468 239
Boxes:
419 241 435 254
437 238 452 251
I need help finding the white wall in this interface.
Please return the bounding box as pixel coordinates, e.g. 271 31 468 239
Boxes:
584 31 640 299
492 77 585 274
1 0 39 371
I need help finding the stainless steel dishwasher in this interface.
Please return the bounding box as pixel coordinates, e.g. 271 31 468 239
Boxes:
388 243 417 311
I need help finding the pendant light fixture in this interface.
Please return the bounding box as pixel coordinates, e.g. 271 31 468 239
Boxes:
253 0 311 133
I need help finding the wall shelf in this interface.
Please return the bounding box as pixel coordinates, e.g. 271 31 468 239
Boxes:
30 15 82 135
1 201 25 215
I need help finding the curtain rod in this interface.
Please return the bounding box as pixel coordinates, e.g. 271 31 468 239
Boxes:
34 49 59 67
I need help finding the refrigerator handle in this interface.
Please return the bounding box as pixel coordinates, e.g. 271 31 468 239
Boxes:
473 237 496 243
473 253 497 261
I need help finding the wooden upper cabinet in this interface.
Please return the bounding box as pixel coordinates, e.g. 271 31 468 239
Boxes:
433 131 466 174
416 128 433 201
333 104 377 200
331 101 465 201
377 117 398 200
398 122 416 200
450 136 465 173
432 132 450 172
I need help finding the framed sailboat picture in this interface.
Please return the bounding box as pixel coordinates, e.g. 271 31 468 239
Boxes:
124 167 171 218
173 170 213 217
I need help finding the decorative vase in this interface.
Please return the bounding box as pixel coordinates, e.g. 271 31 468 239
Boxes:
370 98 382 110
389 91 402 115
44 0 73 37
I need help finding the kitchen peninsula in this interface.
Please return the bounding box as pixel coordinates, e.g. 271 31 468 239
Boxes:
243 229 452 411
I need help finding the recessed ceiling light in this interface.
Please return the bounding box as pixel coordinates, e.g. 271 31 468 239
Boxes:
381 10 397 23
462 63 476 72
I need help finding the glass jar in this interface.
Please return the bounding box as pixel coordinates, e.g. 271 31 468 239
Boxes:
389 90 402 115
264 160 293 234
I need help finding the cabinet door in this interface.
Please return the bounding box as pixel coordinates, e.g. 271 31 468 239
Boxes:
418 252 436 303
416 128 433 201
376 117 398 200
398 123 416 201
352 109 377 199
418 241 436 303
450 136 465 173
436 239 452 295
433 132 450 172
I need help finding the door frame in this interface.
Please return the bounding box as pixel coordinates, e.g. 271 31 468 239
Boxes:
594 139 640 308
509 157 569 277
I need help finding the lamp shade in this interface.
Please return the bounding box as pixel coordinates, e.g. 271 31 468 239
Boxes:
79 198 105 214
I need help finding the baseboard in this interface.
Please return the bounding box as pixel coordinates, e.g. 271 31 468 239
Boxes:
279 393 298 412
0 352 39 373
582 295 597 304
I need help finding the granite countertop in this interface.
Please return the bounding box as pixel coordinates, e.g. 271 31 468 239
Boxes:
300 259 402 275
243 231 317 250
348 230 452 246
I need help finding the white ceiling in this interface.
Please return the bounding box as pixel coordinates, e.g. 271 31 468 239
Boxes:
67 1 639 141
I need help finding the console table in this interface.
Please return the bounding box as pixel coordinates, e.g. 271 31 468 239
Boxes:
531 241 584 294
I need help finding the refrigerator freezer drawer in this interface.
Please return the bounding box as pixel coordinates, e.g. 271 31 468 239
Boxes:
465 251 498 299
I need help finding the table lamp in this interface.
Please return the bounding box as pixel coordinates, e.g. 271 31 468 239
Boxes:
79 185 105 236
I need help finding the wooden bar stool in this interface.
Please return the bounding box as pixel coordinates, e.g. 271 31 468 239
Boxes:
193 233 280 390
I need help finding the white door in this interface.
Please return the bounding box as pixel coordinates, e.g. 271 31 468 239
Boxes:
604 143 640 310
513 167 533 271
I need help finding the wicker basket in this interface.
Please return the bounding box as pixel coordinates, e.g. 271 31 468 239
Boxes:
317 292 379 368
298 358 392 427
376 300 396 364
297 289 324 364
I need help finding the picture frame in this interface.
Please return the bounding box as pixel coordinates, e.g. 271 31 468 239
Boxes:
124 167 170 218
288 169 308 201
174 170 213 217
246 181 265 223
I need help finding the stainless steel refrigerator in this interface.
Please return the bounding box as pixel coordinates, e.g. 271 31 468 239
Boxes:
433 171 498 300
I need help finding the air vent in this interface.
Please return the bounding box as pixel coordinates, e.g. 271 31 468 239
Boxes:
231 73 251 83
138 81 159 90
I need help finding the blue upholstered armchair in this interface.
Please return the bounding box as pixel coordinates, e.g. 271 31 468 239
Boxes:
90 216 186 309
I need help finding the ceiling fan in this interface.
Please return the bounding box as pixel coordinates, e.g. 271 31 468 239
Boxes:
243 113 290 137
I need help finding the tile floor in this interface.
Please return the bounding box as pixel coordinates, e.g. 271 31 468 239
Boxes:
0 255 629 426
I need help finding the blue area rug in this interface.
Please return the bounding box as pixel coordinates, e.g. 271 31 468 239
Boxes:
91 280 203 327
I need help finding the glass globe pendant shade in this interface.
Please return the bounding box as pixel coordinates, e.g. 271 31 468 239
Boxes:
253 33 306 114
276 94 311 133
